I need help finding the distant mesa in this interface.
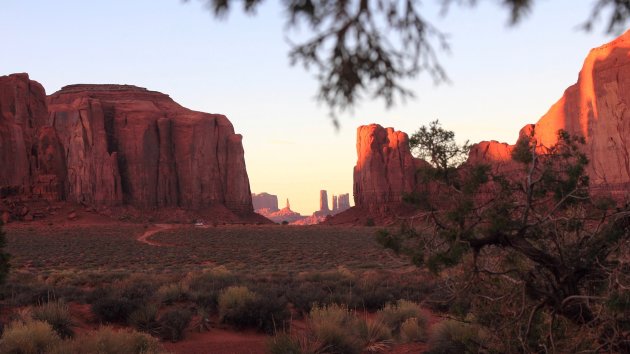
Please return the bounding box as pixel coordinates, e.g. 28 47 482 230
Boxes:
0 73 269 224
252 192 279 212
253 190 351 224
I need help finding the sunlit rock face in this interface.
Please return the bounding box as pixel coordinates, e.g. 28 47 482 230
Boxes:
353 124 426 213
47 84 254 212
0 73 66 200
469 29 630 200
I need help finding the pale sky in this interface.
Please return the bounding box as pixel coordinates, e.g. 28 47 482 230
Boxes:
1 0 615 214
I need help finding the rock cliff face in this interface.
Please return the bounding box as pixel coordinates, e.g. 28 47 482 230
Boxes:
353 124 424 213
1 74 257 220
47 84 253 212
470 29 630 199
0 73 66 200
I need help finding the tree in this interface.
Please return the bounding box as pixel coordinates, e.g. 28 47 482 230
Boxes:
186 0 630 124
409 119 470 172
0 222 9 285
384 127 630 352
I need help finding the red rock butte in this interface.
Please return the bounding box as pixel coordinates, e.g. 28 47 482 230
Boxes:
338 30 630 224
471 29 630 200
1 73 261 222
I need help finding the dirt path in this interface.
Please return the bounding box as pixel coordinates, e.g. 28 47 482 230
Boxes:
136 224 182 247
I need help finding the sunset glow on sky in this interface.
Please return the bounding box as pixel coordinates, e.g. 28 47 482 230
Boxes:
1 0 615 214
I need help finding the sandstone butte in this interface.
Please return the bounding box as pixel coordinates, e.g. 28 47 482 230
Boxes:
352 124 429 214
0 73 266 223
337 29 630 223
469 28 630 201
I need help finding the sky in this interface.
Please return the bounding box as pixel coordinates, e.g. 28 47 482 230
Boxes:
0 0 617 215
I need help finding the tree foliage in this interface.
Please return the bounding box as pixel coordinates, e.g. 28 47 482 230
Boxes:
409 120 470 171
186 0 630 123
0 222 10 285
390 127 630 352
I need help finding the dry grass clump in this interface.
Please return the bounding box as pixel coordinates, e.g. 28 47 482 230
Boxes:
427 320 486 354
308 304 363 354
53 326 166 354
0 320 60 354
378 299 425 335
31 300 75 339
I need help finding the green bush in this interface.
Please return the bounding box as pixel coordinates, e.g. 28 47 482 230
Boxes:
158 308 192 342
187 268 237 311
31 300 75 339
218 286 257 324
0 320 60 354
54 326 166 354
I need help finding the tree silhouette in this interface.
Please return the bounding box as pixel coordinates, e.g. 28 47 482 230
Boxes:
186 0 630 124
382 126 630 351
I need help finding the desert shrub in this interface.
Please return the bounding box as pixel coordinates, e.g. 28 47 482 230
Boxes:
218 286 257 324
91 296 138 324
399 317 427 343
378 300 423 334
287 283 329 315
427 320 485 354
356 318 393 352
157 283 188 305
119 279 157 302
128 304 160 335
0 283 58 307
187 267 237 311
158 308 192 342
0 320 60 354
187 267 237 293
308 304 362 354
356 287 396 311
375 229 401 254
54 326 165 354
267 333 326 354
31 300 75 339
267 334 303 354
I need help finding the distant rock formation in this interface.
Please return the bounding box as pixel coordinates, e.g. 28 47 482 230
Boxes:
469 29 630 201
338 193 351 210
0 74 265 223
252 192 279 212
319 190 329 212
255 197 307 223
